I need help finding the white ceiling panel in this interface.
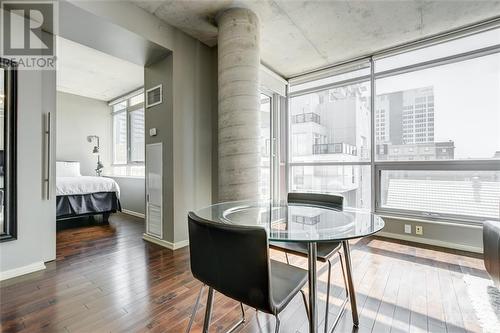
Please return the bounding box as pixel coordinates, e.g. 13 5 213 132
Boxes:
56 37 144 101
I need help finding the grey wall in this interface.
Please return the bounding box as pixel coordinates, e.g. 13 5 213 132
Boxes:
0 68 57 275
144 38 216 244
379 217 483 253
110 177 145 215
56 91 111 176
171 32 215 243
145 55 174 241
144 37 216 244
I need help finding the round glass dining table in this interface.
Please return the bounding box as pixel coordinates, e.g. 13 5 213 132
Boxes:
193 200 385 333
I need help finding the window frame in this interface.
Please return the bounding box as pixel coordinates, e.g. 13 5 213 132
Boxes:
260 89 287 201
373 39 500 223
259 91 273 200
374 160 500 224
110 89 145 166
286 20 500 223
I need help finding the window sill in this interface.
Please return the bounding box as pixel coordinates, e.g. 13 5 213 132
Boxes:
103 174 145 180
375 211 486 229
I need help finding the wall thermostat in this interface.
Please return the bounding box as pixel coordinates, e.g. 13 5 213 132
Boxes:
149 128 157 137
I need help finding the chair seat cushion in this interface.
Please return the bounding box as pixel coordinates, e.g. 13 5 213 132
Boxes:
269 241 342 262
270 260 308 314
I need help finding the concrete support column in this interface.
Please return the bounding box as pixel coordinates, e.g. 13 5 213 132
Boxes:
217 8 260 201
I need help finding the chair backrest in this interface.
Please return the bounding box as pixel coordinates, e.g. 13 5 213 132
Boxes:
188 212 274 313
483 220 500 287
288 192 344 210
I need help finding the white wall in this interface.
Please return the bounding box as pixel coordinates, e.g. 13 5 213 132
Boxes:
0 69 57 279
56 91 111 176
110 176 145 215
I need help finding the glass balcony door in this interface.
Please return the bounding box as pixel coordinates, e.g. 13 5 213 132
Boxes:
260 93 272 200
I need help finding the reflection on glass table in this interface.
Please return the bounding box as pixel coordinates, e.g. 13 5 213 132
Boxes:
195 200 383 243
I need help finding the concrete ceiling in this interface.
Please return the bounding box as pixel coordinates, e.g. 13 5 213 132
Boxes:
57 37 144 101
132 0 500 78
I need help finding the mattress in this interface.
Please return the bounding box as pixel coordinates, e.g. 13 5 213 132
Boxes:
56 176 120 198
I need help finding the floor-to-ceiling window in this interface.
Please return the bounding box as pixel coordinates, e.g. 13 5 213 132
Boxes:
288 62 372 209
110 89 145 176
373 27 500 222
287 24 500 222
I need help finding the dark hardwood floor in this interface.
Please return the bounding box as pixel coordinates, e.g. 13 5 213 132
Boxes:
1 213 498 333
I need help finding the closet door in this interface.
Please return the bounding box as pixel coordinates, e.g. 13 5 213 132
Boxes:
145 143 162 238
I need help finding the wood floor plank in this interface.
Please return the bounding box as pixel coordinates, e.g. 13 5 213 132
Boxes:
409 257 428 333
425 255 447 333
371 258 404 333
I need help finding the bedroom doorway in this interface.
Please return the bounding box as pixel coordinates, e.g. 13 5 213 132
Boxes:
55 36 146 231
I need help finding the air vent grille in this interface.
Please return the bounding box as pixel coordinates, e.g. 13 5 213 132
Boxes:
146 84 162 108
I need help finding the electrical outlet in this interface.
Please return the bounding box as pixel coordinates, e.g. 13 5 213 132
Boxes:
416 225 423 235
404 224 412 234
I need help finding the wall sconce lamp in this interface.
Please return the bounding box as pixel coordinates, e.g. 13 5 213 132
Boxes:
87 135 103 176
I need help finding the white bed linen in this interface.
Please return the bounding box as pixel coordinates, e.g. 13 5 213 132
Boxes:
56 176 120 198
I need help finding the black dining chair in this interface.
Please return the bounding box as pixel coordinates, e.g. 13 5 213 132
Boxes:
187 211 310 333
269 192 350 333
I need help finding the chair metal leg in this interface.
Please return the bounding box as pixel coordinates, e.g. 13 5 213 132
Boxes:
285 252 290 265
186 284 205 333
325 252 349 333
203 287 215 333
274 315 280 333
324 260 332 333
327 294 349 333
338 252 349 297
225 303 246 333
300 289 310 323
324 253 351 333
196 286 245 333
342 240 359 327
240 303 245 321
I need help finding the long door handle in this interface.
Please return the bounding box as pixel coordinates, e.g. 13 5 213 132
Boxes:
44 112 51 200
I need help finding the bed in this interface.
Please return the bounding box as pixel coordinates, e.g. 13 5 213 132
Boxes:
56 161 121 221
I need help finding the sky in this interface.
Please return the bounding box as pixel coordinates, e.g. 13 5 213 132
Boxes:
376 48 500 159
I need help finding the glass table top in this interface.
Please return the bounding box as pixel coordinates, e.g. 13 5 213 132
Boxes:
193 200 385 243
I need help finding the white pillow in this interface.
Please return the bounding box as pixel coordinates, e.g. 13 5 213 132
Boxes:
56 161 81 177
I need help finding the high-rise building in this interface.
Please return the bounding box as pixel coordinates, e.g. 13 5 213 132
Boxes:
375 86 454 160
376 87 434 145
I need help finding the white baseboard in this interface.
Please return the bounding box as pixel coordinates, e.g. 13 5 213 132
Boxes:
121 209 145 219
377 231 483 254
0 261 46 281
142 233 189 250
